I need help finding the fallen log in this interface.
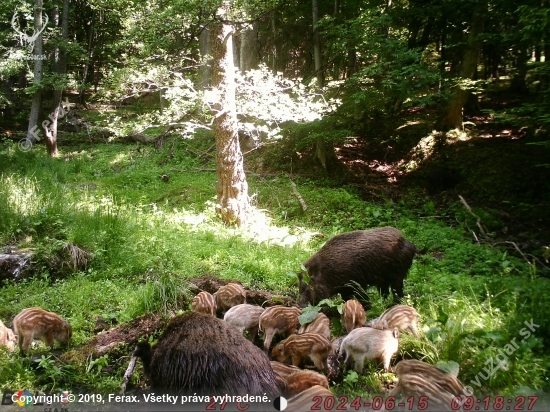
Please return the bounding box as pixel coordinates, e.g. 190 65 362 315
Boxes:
189 275 298 307
84 313 166 357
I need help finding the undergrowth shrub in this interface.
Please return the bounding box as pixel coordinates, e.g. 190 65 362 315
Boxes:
262 117 354 174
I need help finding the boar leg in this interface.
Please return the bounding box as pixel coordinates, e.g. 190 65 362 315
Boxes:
263 329 276 351
342 349 352 369
353 354 366 374
247 326 257 342
19 333 32 354
43 332 55 347
382 354 393 372
311 354 325 372
291 354 303 367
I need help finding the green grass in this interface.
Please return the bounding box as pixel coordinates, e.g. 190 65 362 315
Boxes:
0 138 549 397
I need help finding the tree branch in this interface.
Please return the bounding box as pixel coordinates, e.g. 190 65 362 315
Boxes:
289 177 308 211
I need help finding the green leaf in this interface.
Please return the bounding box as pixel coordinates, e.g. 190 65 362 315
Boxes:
435 360 460 377
299 305 321 325
437 306 449 325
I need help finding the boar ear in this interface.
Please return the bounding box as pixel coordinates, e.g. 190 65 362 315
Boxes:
393 328 400 339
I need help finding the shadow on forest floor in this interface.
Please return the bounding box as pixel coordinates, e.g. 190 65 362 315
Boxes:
332 109 550 260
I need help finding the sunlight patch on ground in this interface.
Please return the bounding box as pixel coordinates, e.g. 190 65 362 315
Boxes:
109 153 130 166
0 175 42 216
399 130 438 172
400 129 472 172
5 181 316 249
169 201 316 247
238 206 316 247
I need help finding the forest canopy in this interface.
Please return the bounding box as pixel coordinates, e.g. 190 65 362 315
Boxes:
0 0 549 404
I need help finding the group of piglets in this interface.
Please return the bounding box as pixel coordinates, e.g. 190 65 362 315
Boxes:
186 280 466 411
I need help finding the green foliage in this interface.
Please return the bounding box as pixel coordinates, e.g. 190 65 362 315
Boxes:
1 139 549 396
0 349 34 391
263 117 354 174
95 63 338 143
319 7 441 121
298 296 345 336
339 369 385 398
128 274 190 317
234 65 340 140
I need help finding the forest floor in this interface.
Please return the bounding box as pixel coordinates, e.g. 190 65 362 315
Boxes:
1 93 550 398
326 107 550 264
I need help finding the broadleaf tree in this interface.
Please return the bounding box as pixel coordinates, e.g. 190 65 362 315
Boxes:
211 0 249 226
209 0 278 226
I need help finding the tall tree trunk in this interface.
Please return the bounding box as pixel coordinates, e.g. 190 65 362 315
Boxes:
510 47 529 94
80 9 94 105
312 0 328 169
199 26 212 88
211 3 250 226
26 0 45 145
439 0 486 130
240 24 259 72
346 49 357 78
271 11 278 74
232 31 240 70
44 0 69 157
312 0 324 87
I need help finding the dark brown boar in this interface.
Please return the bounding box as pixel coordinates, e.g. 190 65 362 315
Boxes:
389 372 463 411
223 303 265 342
12 307 72 354
259 306 301 350
369 304 420 338
393 359 466 397
298 312 331 340
342 299 366 333
299 227 421 306
341 327 399 373
271 332 332 372
287 385 334 411
214 283 246 314
285 369 329 396
0 320 16 352
133 312 281 397
192 291 217 316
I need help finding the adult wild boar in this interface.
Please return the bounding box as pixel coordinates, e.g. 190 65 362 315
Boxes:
134 312 281 397
298 227 421 306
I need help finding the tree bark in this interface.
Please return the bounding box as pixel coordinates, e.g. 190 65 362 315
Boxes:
44 0 68 157
312 0 328 168
510 47 529 94
438 0 486 130
211 3 250 226
312 0 324 87
26 0 45 144
79 9 94 105
271 11 278 74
